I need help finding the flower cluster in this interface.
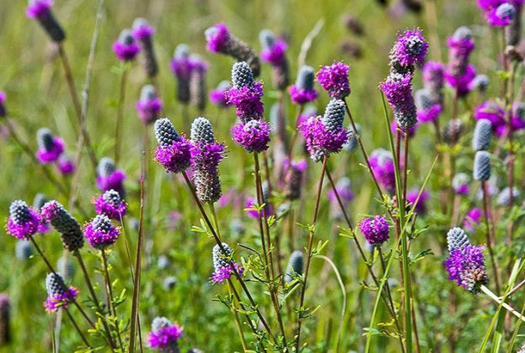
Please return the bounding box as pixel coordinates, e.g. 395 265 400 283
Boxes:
112 29 141 61
284 250 304 284
445 27 480 97
153 118 192 174
6 200 41 240
41 201 84 252
381 72 418 128
478 0 521 27
131 18 158 77
170 46 209 109
415 88 442 123
359 216 390 246
27 0 65 42
136 85 163 125
44 273 78 312
445 242 489 294
388 28 428 74
283 159 308 201
317 61 351 99
94 189 127 220
369 149 396 194
211 243 244 284
36 128 65 164
452 173 470 195
289 66 318 105
83 214 120 250
259 29 289 90
148 317 183 352
96 157 126 197
189 55 208 112
406 188 430 215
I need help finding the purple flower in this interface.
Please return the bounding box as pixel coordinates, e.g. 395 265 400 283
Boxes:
205 23 230 53
131 18 155 40
225 62 264 122
44 273 78 313
154 118 192 174
245 197 261 219
300 117 348 163
27 0 65 42
422 61 445 105
317 61 351 99
83 215 120 250
6 200 41 240
0 91 6 118
474 100 506 130
26 0 53 18
211 243 244 284
463 208 483 232
406 188 430 214
417 104 441 123
369 149 396 194
445 63 477 97
209 81 230 107
112 29 140 61
389 28 428 73
136 85 162 125
444 244 489 294
96 157 126 196
94 190 127 220
391 120 418 137
260 32 287 66
381 72 417 128
57 154 75 175
149 317 183 351
479 1 519 26
452 173 470 195
328 177 354 203
232 119 271 153
36 128 64 164
289 66 318 105
211 262 244 284
283 159 308 200
359 216 390 245
447 28 475 71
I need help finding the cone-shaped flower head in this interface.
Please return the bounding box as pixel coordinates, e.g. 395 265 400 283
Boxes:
359 216 390 245
132 18 158 77
497 186 520 206
389 28 428 74
149 317 183 352
452 173 470 195
94 189 127 220
190 118 224 203
415 89 442 123
288 65 318 105
483 2 517 26
170 44 193 104
44 272 78 312
153 118 191 174
284 159 308 200
41 201 84 251
112 29 140 61
209 81 231 107
422 61 445 105
369 149 396 194
231 119 271 153
473 151 491 181
211 242 244 284
36 128 65 164
27 0 65 42
189 55 208 111
6 200 41 240
205 23 260 76
473 119 492 151
447 27 475 76
96 157 126 197
284 250 304 283
259 29 289 90
225 61 264 122
136 85 163 124
317 61 351 99
83 214 120 250
381 72 417 128
444 243 489 294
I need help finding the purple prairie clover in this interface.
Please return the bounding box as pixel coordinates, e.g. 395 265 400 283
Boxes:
149 317 183 352
0 91 6 118
478 1 519 26
422 61 445 105
94 190 127 220
447 27 475 77
189 55 208 112
473 119 492 151
131 18 158 77
388 28 428 74
381 72 417 128
297 105 318 127
407 188 430 214
136 85 163 124
245 197 261 219
231 119 271 153
6 200 41 240
415 89 442 123
369 149 396 194
316 61 351 99
27 0 65 42
445 64 477 98
225 61 264 122
259 29 289 90
41 201 84 251
474 100 506 132
112 29 140 62
300 99 349 162
288 66 318 105
284 250 304 284
464 208 483 231
83 214 120 250
205 23 260 77
391 120 418 137
283 159 308 201
474 151 491 181
96 157 126 197
211 243 244 284
57 154 75 175
452 173 471 195
153 118 192 174
497 186 520 206
447 227 471 252
190 118 224 203
170 44 193 104
36 128 64 164
209 81 230 107
445 244 489 294
359 216 390 246
44 273 78 312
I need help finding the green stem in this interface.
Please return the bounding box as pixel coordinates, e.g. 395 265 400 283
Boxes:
114 65 129 165
102 250 124 350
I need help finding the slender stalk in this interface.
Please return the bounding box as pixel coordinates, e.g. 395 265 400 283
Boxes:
101 250 124 350
286 105 304 162
481 181 501 293
481 285 525 322
114 65 129 165
64 307 92 348
295 156 327 352
507 279 525 297
228 281 248 351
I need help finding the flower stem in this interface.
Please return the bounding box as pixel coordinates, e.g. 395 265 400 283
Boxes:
114 64 129 165
64 307 92 349
481 181 501 293
101 250 124 350
481 285 525 322
227 281 248 351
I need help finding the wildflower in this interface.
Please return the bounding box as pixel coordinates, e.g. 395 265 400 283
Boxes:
27 0 65 42
189 55 208 112
478 1 519 27
44 273 78 312
225 61 264 122
369 149 396 194
474 100 506 131
112 29 140 62
446 27 475 77
452 173 470 195
83 215 120 250
464 208 483 232
343 124 359 151
259 29 289 90
497 186 520 206
288 66 318 105
415 89 442 123
211 243 244 284
442 119 464 143
153 118 192 174
94 189 127 220
445 64 477 97
447 227 471 252
209 81 230 107
231 119 271 153
36 128 64 164
136 85 163 125
359 216 390 246
284 250 304 284
284 159 308 200
473 151 491 181
472 119 492 151
96 157 126 197
245 197 261 219
0 91 6 118
149 317 183 352
422 61 445 105
391 120 418 137
406 188 430 215
381 72 417 128
205 23 260 76
6 200 41 240
170 44 193 104
445 243 489 294
131 18 158 77
388 28 428 74
317 61 351 99
41 201 84 252
57 154 75 175
472 74 490 94
190 118 224 203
